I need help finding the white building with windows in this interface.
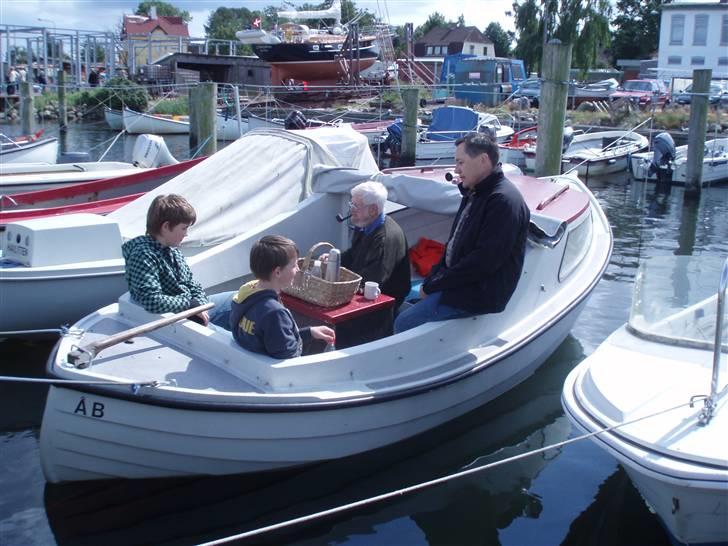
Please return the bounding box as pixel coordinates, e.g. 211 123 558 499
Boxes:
657 0 728 84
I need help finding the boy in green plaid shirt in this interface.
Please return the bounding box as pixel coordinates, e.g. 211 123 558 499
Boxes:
122 194 232 328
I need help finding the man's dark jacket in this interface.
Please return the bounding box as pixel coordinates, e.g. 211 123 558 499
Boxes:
341 215 411 308
422 166 530 313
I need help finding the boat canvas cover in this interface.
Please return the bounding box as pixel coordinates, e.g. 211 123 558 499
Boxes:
109 127 378 248
426 106 479 142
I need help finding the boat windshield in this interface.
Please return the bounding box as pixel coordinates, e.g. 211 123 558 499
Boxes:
629 255 728 352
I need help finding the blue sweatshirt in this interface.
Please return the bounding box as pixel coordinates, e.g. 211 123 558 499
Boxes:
229 281 311 359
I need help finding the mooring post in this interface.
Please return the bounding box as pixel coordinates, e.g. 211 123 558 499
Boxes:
685 68 711 197
57 69 67 131
400 87 419 166
535 39 572 177
189 82 217 157
20 81 33 136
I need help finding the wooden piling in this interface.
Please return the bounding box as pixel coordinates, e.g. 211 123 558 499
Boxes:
20 81 33 136
57 70 67 131
684 69 711 196
189 82 217 157
400 87 419 166
535 40 572 177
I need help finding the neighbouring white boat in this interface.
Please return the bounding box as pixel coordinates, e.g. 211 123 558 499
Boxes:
0 134 58 164
122 107 190 135
384 106 515 161
498 126 538 169
524 130 648 176
216 112 248 140
0 134 177 194
104 107 124 130
562 255 728 546
38 163 612 482
630 137 728 186
0 127 379 333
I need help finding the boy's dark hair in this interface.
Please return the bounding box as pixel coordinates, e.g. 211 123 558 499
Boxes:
455 132 500 165
250 235 299 280
146 194 196 236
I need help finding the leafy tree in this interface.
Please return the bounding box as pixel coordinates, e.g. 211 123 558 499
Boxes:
81 77 149 111
457 14 465 26
205 7 263 55
511 0 611 75
415 12 448 39
135 1 191 23
611 0 662 62
484 22 512 57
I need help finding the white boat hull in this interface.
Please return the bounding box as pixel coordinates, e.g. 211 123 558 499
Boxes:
104 108 124 130
0 162 143 194
416 127 515 160
0 137 58 164
123 108 190 135
40 291 590 482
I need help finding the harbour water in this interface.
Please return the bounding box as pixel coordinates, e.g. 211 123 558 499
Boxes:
2 121 728 545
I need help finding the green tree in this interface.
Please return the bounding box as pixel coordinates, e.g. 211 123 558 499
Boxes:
415 12 448 39
611 0 662 62
135 1 191 22
511 0 611 75
205 7 263 54
484 22 512 57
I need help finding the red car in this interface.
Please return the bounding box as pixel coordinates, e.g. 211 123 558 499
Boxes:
610 79 670 109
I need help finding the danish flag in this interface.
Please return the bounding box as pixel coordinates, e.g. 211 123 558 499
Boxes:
253 17 261 28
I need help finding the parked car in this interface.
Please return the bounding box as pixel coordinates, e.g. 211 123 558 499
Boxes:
674 80 728 106
609 79 670 109
512 78 541 107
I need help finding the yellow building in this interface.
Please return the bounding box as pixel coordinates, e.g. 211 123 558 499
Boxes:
122 8 190 75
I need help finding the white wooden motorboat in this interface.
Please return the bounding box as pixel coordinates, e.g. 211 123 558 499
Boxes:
38 164 612 482
524 130 648 176
562 255 728 546
0 134 58 164
103 107 124 130
630 138 728 186
0 134 177 194
122 107 190 135
0 127 379 333
498 126 538 169
216 112 248 140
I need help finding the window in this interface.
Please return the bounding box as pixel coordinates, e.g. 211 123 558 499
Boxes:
469 44 475 54
247 69 253 77
427 46 433 55
718 57 728 66
483 46 487 55
670 14 685 45
693 14 708 46
722 15 728 45
691 56 705 65
668 56 682 65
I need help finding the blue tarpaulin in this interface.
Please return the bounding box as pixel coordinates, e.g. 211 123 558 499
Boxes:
426 106 479 141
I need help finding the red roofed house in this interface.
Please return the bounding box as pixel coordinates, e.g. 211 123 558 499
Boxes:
122 6 190 74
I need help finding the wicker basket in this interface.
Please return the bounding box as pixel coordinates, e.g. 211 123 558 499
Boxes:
282 242 361 308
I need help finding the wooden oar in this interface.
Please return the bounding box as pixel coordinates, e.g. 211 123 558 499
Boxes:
67 302 214 369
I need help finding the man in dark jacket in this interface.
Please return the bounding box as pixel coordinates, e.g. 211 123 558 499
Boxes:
394 132 530 332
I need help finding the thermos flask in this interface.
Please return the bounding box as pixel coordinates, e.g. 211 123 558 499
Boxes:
325 248 340 282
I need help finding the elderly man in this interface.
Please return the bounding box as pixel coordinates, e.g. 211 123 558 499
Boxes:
394 132 530 333
334 180 410 347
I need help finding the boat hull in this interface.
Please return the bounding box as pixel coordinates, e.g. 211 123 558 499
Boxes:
41 294 588 482
123 109 190 135
104 108 124 130
630 138 728 186
563 367 728 545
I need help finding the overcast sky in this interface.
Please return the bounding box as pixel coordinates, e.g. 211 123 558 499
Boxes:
2 0 517 38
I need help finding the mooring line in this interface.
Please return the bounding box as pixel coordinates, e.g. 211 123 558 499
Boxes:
196 396 707 546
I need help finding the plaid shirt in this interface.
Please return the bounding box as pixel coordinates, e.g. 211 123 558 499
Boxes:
122 235 208 314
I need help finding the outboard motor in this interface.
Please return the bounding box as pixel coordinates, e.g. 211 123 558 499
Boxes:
650 132 676 184
478 125 496 140
132 134 179 167
284 110 308 130
562 126 575 153
382 119 403 156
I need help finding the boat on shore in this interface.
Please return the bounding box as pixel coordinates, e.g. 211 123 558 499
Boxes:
0 127 378 333
38 162 611 482
630 137 728 186
562 255 728 546
236 0 378 84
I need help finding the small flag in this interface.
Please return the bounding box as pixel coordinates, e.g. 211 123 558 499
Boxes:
253 17 261 28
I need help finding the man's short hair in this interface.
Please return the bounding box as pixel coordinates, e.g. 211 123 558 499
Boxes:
250 235 299 280
351 180 387 213
146 194 196 236
455 132 500 165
